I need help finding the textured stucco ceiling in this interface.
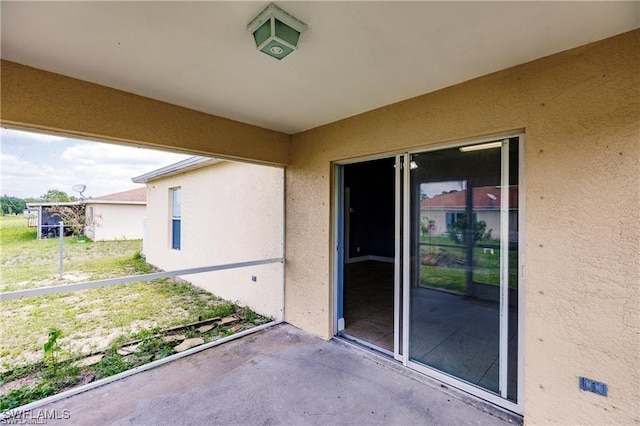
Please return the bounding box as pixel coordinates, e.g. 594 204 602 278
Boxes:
1 1 638 134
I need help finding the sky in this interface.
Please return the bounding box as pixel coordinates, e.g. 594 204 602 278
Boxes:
0 128 193 199
420 180 465 199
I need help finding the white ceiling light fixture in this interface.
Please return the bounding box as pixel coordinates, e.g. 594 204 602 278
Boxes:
247 3 307 60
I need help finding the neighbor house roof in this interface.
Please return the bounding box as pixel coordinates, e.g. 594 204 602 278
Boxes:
27 188 147 209
86 188 147 205
131 156 222 183
421 186 519 210
26 201 80 208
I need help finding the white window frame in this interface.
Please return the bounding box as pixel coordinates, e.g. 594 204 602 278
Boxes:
170 187 181 250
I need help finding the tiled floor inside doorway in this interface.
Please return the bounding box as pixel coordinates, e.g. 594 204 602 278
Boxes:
343 261 395 351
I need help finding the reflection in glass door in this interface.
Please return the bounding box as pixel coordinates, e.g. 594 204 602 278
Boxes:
406 138 520 406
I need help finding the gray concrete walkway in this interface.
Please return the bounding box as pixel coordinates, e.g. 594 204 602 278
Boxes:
38 323 518 425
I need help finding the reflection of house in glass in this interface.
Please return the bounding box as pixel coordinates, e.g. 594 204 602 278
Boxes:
420 185 519 242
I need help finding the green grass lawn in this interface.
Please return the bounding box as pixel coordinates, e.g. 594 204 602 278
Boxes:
0 216 269 408
420 239 518 293
0 216 147 292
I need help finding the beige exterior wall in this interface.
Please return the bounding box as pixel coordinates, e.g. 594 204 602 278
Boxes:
1 29 637 425
143 162 284 319
0 60 291 166
286 30 639 424
85 203 145 241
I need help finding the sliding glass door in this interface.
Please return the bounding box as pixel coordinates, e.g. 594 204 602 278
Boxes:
335 136 523 412
406 138 520 407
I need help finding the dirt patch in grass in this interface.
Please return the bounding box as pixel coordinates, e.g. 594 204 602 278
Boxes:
0 376 42 395
0 306 268 411
0 278 257 369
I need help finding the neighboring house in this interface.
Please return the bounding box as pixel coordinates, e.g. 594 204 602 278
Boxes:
27 188 146 241
421 186 518 241
132 157 284 319
84 188 146 241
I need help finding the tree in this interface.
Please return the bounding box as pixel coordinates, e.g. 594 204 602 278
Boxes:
0 195 27 215
447 215 491 244
40 189 71 203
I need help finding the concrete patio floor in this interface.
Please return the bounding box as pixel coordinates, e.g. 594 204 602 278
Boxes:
38 323 519 425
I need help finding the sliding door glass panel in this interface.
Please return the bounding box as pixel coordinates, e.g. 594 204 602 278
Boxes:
408 139 519 397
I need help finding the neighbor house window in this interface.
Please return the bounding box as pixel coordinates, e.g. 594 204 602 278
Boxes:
445 212 477 229
171 187 181 250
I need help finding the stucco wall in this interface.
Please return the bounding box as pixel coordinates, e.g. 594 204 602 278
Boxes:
85 203 145 241
144 162 284 319
0 60 290 166
286 30 639 424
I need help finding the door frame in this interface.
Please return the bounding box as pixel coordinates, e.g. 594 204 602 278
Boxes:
331 133 525 414
332 152 398 336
